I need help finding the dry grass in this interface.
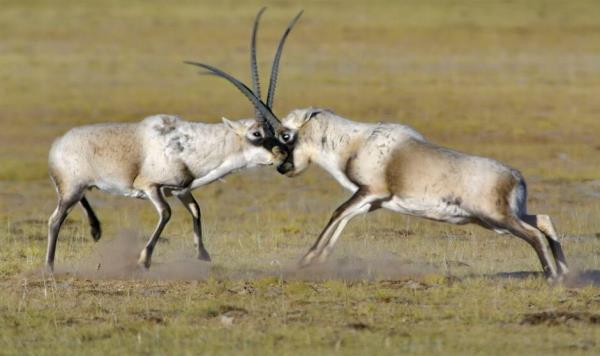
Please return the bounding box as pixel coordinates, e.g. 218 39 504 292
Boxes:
2 0 600 354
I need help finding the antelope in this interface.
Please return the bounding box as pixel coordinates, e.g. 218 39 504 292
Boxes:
273 108 570 282
46 8 301 272
181 55 571 281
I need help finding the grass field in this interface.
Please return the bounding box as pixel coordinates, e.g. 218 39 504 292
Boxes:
2 0 600 354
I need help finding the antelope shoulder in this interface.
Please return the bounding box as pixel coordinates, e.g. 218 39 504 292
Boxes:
334 123 426 193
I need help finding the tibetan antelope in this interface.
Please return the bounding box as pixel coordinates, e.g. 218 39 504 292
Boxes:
274 108 569 281
46 8 301 271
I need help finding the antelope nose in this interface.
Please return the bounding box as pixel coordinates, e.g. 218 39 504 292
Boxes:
277 161 294 174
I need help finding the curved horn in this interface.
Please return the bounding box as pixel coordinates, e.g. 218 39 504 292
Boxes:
266 10 303 110
251 7 267 105
184 61 281 133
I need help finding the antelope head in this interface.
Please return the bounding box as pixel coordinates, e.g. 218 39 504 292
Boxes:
220 117 283 166
186 8 303 166
273 107 325 176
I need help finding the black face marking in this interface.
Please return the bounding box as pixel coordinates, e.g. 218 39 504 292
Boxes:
260 136 289 160
247 136 263 146
246 126 266 146
276 136 296 174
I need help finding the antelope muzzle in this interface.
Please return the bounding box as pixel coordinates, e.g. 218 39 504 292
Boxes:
276 154 294 175
262 137 289 164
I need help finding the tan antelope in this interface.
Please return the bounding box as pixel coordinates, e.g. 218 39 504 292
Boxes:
273 108 569 281
182 55 571 281
46 8 301 271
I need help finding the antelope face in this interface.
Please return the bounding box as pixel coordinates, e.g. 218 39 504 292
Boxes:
276 108 320 176
223 118 288 166
275 126 301 176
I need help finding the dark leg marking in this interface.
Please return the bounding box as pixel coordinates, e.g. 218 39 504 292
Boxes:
80 196 101 241
497 216 558 280
522 214 569 276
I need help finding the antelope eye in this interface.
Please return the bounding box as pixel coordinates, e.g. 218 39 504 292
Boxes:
252 131 261 138
281 133 292 142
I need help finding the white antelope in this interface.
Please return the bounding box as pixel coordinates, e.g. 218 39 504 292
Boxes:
46 8 301 271
273 108 569 281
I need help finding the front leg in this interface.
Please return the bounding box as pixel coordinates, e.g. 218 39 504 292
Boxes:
177 191 211 261
300 189 382 267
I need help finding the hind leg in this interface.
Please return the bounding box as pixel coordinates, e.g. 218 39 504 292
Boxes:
500 217 558 281
138 185 171 269
522 214 569 276
80 196 101 241
46 188 85 271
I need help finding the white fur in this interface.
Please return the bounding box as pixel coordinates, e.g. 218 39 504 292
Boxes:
46 113 285 272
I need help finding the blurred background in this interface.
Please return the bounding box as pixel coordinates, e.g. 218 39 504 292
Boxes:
1 0 600 275
1 2 600 353
1 0 599 181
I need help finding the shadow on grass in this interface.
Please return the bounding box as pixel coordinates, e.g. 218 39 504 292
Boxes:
488 271 544 280
564 270 600 288
474 270 600 288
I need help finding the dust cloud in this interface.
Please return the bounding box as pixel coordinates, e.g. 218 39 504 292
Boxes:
27 231 600 287
44 231 436 282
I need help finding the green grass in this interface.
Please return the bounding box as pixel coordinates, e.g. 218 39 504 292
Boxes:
2 0 600 354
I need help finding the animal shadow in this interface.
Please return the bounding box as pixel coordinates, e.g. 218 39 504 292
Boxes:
490 271 544 280
563 270 600 288
483 270 600 288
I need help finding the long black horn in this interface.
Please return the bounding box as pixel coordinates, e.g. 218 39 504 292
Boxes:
184 61 281 132
251 7 266 107
266 10 303 110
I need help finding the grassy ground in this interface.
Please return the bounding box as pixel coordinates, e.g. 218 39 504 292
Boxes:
1 0 600 354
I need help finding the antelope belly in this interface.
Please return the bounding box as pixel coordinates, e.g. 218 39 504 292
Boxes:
382 196 472 224
94 181 147 199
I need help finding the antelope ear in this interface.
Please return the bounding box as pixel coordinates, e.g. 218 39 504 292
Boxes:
222 117 247 137
302 107 322 125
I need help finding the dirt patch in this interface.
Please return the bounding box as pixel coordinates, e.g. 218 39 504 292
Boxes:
279 254 435 281
52 230 215 281
347 322 371 331
521 311 600 326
